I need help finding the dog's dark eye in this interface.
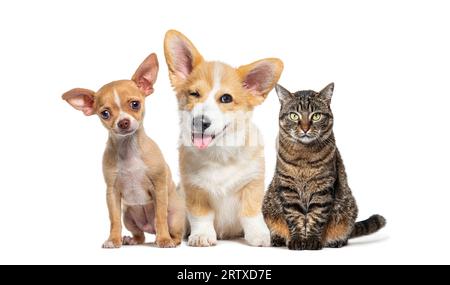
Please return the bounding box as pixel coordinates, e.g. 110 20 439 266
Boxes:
130 101 140 110
100 110 110 120
189 91 200 98
220 94 233 104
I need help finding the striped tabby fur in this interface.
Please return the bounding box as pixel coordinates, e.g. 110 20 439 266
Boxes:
262 83 386 250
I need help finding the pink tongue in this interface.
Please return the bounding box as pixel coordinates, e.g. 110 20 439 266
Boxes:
193 135 213 150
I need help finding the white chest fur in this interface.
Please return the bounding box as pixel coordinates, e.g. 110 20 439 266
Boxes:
183 146 262 237
185 147 262 197
210 193 242 238
114 137 151 206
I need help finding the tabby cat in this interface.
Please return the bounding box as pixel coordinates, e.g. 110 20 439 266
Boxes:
262 83 386 250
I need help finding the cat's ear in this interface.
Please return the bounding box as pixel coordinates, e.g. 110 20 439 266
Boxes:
275 84 292 104
319 82 334 104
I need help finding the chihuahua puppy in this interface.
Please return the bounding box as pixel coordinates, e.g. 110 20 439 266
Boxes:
62 53 184 248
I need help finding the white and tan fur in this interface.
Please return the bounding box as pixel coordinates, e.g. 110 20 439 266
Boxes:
164 30 283 246
62 53 185 248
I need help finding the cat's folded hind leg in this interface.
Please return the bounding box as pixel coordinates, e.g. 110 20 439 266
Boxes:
323 218 352 248
264 217 289 247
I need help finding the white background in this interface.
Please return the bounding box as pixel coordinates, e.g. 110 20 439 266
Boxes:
0 0 448 265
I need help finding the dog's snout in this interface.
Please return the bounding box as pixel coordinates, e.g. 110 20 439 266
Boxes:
118 118 130 130
193 115 211 132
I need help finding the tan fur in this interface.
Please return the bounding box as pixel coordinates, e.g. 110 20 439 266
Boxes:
184 184 213 217
95 81 145 126
62 53 185 248
164 30 283 112
169 60 284 113
239 160 265 217
164 30 283 246
164 30 204 89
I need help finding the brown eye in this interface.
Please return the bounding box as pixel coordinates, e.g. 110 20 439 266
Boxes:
100 110 110 120
220 94 233 104
189 91 200 98
130 101 140 110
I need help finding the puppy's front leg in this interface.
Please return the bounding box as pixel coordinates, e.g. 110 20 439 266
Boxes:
152 176 176 248
239 179 270 247
102 186 122 248
186 187 217 247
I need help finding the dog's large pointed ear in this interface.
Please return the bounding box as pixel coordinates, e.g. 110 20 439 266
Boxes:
132 53 159 96
237 58 284 105
164 30 204 87
62 88 96 116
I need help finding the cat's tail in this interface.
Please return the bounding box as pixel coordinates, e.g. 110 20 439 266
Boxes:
350 214 386 238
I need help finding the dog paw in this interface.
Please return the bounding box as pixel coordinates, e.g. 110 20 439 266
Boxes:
172 236 182 246
122 235 144 246
156 237 176 248
271 235 287 247
102 238 122 249
188 234 217 247
327 239 348 248
245 230 271 247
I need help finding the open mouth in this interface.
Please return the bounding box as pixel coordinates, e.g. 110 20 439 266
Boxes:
191 125 228 150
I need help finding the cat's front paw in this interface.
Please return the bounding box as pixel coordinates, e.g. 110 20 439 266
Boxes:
288 236 304 250
288 236 323 250
271 235 287 247
304 237 323 250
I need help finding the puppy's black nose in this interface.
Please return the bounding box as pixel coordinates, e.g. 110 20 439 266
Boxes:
118 118 130 130
193 115 211 132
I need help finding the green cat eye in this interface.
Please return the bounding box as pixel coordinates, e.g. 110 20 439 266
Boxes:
289 112 300 121
312 113 322 122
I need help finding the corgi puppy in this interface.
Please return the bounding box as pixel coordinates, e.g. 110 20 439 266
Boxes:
164 30 283 246
62 53 185 248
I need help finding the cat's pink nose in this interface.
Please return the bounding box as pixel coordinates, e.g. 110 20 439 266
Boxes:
300 123 310 133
